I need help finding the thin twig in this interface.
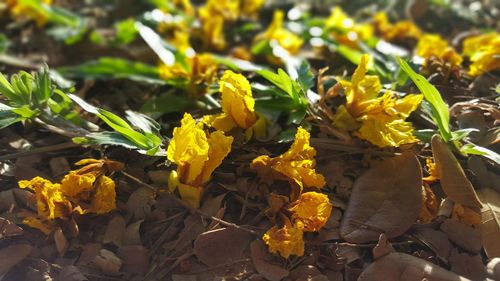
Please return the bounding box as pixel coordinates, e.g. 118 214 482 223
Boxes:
0 142 79 161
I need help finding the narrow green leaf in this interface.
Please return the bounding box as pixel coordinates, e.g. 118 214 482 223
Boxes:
398 57 452 141
461 144 500 166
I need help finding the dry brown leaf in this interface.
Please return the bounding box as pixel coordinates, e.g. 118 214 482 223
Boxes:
0 244 32 275
147 170 169 184
103 215 126 246
357 252 471 281
117 245 150 275
126 187 155 220
449 249 487 280
54 227 69 257
59 265 89 281
94 249 122 276
412 227 452 261
194 227 252 267
250 240 289 281
77 243 102 266
0 190 17 212
340 153 423 243
440 219 482 253
0 217 23 239
486 258 500 280
431 135 482 211
372 234 394 259
478 188 500 258
123 220 143 245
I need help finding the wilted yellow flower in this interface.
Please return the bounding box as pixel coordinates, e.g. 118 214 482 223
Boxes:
289 192 332 232
372 12 422 43
198 0 239 50
255 10 304 55
333 55 423 147
423 157 439 182
167 113 233 208
462 33 500 76
325 7 374 48
60 172 96 197
90 176 116 214
6 0 52 26
251 127 325 194
263 222 304 258
240 0 264 19
19 177 72 220
416 34 462 66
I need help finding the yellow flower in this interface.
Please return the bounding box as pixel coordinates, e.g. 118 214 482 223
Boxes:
61 172 96 197
167 113 233 207
251 127 325 195
462 33 500 76
90 176 116 214
289 192 332 232
240 0 264 19
263 222 304 258
203 70 259 133
22 217 54 235
372 12 422 43
423 157 439 182
6 0 52 26
333 55 423 147
19 177 72 220
416 34 462 66
325 7 374 48
255 10 304 55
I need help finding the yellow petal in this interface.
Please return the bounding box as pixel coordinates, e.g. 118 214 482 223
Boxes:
202 113 237 132
199 131 233 185
416 34 462 66
219 70 257 129
23 217 54 235
263 223 304 258
178 183 204 209
60 171 96 197
90 176 116 214
289 192 332 232
356 116 418 147
19 177 72 220
256 10 304 55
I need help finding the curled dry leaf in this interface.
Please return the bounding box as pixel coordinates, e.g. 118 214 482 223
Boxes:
250 240 289 281
103 215 126 246
0 217 23 239
194 227 253 267
478 188 500 258
126 187 155 220
0 244 32 275
59 265 89 281
412 227 453 261
357 252 471 281
340 153 423 243
123 220 143 245
372 234 394 259
486 258 500 280
117 245 150 275
431 135 482 211
449 249 487 280
440 219 482 253
54 227 69 257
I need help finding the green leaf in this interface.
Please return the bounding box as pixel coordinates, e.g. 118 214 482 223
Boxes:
257 69 294 98
114 19 138 45
0 110 24 130
73 131 164 156
398 57 452 141
450 128 480 141
125 110 160 134
0 73 21 103
140 91 192 117
58 57 164 84
460 144 500 166
34 64 52 103
212 55 264 72
296 60 315 92
0 33 9 53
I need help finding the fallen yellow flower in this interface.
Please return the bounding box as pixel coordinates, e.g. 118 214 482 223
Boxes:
255 10 304 55
416 34 462 66
251 127 325 198
325 7 374 48
240 0 264 19
6 0 52 26
333 54 423 147
167 113 233 208
19 177 72 220
263 221 304 258
423 157 439 182
289 192 332 232
462 33 500 76
372 12 422 43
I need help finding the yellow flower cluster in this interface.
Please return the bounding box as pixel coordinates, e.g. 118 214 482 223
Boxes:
18 159 123 234
158 53 219 96
254 10 304 56
416 34 462 67
167 113 233 208
6 0 52 26
199 0 265 50
333 55 423 147
325 7 374 48
462 32 500 76
372 12 422 43
251 127 326 198
263 192 332 258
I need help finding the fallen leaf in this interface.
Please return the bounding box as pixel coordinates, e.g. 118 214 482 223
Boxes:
194 227 253 267
77 243 102 266
340 153 423 243
373 234 394 259
54 227 69 257
94 249 122 276
59 265 89 281
49 157 70 178
478 188 500 258
289 265 322 280
412 227 452 261
0 244 32 275
0 190 17 212
147 170 169 184
440 219 482 253
486 258 500 280
357 252 471 281
250 240 289 281
431 135 482 211
449 248 487 280
123 220 143 245
171 275 197 281
126 187 155 220
117 245 150 275
0 217 23 239
103 215 126 246
200 193 227 217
